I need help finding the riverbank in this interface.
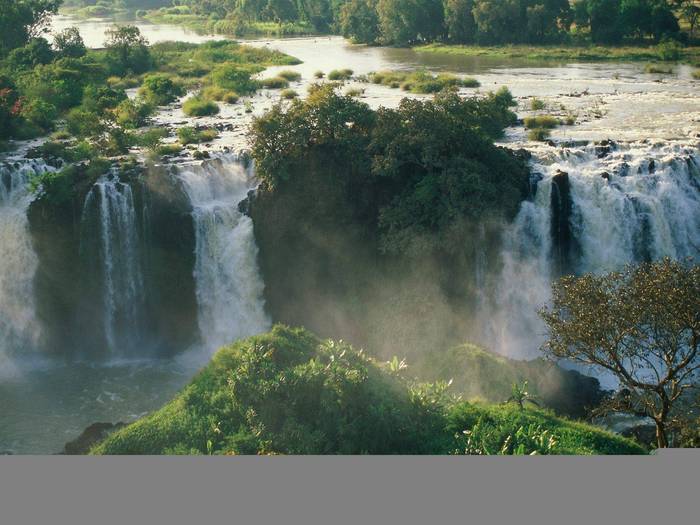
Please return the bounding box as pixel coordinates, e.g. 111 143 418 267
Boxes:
415 42 700 64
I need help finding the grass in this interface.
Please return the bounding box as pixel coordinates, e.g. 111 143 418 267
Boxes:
692 70 700 79
201 86 239 103
260 76 290 89
415 43 700 64
277 70 302 82
328 68 354 81
644 64 673 74
91 326 644 455
524 115 560 129
370 70 480 93
177 127 219 145
183 96 220 117
528 128 552 141
345 87 364 97
530 97 546 111
280 88 298 99
314 70 325 79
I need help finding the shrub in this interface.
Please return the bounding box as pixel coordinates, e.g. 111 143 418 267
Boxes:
260 76 290 89
656 40 682 61
66 108 105 138
177 126 219 145
528 128 551 141
113 99 154 129
345 88 363 97
135 128 169 150
211 64 260 95
277 70 302 81
139 74 185 105
222 92 239 103
644 64 672 74
280 88 298 99
156 143 183 156
328 68 354 80
523 115 560 129
201 86 228 101
314 70 325 78
183 96 220 117
691 70 700 80
530 97 546 111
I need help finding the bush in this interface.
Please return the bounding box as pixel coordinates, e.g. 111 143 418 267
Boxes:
135 128 169 150
644 64 672 74
260 76 290 89
528 127 551 141
156 143 182 156
371 70 479 94
328 68 354 80
314 70 325 78
222 92 239 103
139 74 185 105
345 88 363 97
656 40 682 61
277 70 302 81
523 115 560 129
66 108 105 138
530 98 546 111
693 70 700 80
177 126 219 145
113 99 154 129
280 88 298 99
183 96 220 116
211 63 260 94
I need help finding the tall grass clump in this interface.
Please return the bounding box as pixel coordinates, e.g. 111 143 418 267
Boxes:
277 70 302 81
328 68 354 81
260 76 290 89
183 96 220 117
523 115 560 129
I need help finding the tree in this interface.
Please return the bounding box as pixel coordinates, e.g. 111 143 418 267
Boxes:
587 0 625 43
53 26 86 58
377 0 445 44
472 0 524 44
444 0 477 42
507 381 540 410
540 259 700 448
0 0 61 56
339 0 381 44
104 25 152 76
677 0 700 39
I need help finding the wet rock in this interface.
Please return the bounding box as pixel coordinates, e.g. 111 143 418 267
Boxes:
601 172 611 180
648 159 655 173
63 422 126 455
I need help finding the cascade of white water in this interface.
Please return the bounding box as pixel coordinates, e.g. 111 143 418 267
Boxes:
176 155 270 351
485 141 700 358
0 160 51 370
80 176 145 355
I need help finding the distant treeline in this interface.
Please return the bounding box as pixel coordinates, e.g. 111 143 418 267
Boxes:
66 1 699 45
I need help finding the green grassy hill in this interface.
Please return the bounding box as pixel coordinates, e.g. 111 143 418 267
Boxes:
92 326 644 455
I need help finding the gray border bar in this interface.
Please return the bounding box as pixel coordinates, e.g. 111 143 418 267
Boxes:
0 452 697 524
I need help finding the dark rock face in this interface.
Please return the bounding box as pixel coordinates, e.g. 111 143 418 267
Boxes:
63 422 126 455
28 161 199 358
550 170 579 276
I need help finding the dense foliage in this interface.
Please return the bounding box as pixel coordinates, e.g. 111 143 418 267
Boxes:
251 84 526 254
92 325 644 455
541 258 700 448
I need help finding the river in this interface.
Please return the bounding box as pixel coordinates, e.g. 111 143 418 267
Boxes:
0 15 697 454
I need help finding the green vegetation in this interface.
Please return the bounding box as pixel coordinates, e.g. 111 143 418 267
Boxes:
0 19 297 149
183 96 220 117
91 325 643 455
177 126 219 145
328 68 354 80
277 69 302 82
415 42 700 63
260 76 290 89
280 88 299 99
523 115 560 128
692 69 700 78
541 258 700 448
251 84 525 254
370 70 480 93
423 344 605 418
528 128 552 141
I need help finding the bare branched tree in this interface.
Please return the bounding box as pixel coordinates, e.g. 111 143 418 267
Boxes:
540 258 700 448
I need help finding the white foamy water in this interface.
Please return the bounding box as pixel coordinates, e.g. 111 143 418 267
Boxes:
176 156 270 351
0 160 53 376
483 141 700 358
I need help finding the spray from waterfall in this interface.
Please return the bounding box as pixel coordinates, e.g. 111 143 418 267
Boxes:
482 141 700 358
80 175 146 356
0 160 51 373
176 155 270 351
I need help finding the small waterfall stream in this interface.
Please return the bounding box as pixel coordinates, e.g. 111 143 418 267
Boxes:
482 141 700 358
176 156 270 351
80 175 146 356
0 160 52 370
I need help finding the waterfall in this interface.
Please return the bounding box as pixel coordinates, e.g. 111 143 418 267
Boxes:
80 175 146 356
484 141 700 358
0 160 51 370
176 156 270 351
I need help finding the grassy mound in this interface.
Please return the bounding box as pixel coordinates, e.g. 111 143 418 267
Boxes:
424 344 605 419
92 326 644 455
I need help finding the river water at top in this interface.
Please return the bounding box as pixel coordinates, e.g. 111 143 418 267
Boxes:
0 16 697 455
